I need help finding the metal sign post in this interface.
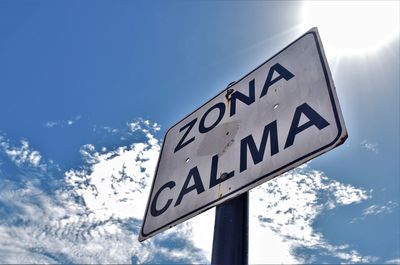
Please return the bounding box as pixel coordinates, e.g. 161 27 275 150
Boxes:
211 192 249 265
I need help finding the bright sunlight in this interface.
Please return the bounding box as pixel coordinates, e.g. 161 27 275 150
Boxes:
302 1 400 56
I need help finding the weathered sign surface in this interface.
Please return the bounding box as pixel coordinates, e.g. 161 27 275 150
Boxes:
139 28 347 242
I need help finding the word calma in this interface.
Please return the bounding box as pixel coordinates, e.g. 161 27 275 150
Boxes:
151 63 330 217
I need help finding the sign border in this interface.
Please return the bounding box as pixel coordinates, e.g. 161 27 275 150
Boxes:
139 28 347 241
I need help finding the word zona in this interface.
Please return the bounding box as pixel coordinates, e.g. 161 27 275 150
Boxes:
174 63 295 153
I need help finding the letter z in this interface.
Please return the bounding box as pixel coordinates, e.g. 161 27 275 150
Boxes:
174 118 197 153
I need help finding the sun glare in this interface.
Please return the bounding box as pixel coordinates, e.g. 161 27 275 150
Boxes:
302 1 400 56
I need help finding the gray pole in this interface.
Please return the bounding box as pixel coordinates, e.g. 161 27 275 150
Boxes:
211 192 249 265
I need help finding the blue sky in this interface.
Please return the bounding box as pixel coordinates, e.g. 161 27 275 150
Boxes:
0 1 399 264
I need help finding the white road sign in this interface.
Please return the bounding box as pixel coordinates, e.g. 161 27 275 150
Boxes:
139 28 347 242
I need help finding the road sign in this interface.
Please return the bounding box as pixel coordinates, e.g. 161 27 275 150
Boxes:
139 28 347 242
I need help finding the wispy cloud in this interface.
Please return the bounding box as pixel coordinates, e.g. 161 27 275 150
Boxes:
385 258 400 264
351 201 398 223
249 165 372 264
101 126 119 134
0 120 207 264
362 201 398 216
45 115 81 128
66 130 160 222
361 139 379 154
92 118 161 143
0 135 44 169
0 120 379 264
128 118 161 133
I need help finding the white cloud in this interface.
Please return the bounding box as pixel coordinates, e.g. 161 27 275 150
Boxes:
127 118 161 133
330 181 369 206
361 139 379 154
0 120 207 264
167 207 215 260
0 185 159 264
66 134 160 221
0 120 377 264
250 216 298 264
363 201 398 216
128 121 141 132
249 166 371 263
101 126 119 134
0 137 44 169
45 115 81 128
386 258 400 264
351 201 398 223
45 121 58 128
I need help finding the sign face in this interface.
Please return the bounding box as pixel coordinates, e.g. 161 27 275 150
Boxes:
139 28 347 242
